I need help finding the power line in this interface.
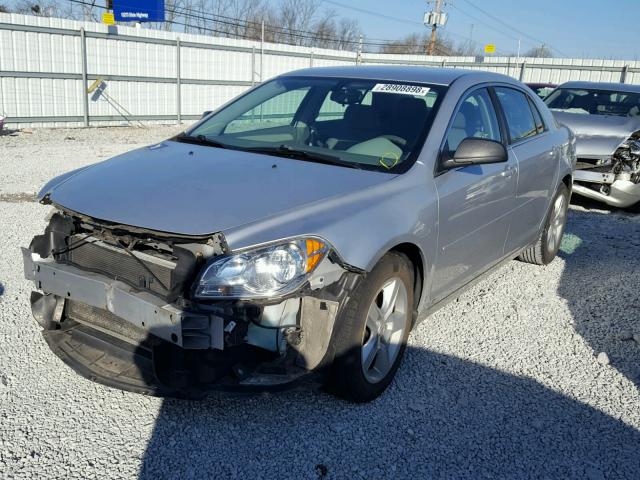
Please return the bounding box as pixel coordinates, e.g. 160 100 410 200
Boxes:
326 0 564 57
458 0 569 57
448 4 531 54
65 0 564 58
318 0 510 56
449 4 518 43
67 0 453 54
161 3 451 52
69 0 359 46
319 0 424 27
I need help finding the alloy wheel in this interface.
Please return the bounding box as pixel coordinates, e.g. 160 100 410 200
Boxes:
361 277 409 383
547 193 567 253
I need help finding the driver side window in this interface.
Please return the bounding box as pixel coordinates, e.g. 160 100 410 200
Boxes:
446 88 502 152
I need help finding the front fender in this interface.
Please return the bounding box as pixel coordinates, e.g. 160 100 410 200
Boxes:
222 166 438 275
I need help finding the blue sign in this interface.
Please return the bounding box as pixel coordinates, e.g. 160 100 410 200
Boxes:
113 0 165 22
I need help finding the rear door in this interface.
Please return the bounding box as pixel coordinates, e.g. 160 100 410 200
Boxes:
432 87 518 302
493 87 559 253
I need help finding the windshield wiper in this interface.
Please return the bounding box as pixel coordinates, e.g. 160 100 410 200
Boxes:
173 133 230 149
244 144 363 170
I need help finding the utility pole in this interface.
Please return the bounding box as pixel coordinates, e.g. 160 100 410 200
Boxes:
260 20 264 81
424 0 448 56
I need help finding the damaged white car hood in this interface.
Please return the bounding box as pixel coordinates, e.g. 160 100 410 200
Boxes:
39 140 393 236
552 111 640 157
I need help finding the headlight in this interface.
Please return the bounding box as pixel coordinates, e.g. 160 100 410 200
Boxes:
194 237 329 299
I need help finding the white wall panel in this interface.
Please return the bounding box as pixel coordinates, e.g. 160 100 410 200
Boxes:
1 12 638 128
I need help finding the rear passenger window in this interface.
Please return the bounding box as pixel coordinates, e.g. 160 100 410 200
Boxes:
495 87 537 142
445 88 502 152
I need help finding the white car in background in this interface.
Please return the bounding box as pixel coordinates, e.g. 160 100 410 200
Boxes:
546 81 640 209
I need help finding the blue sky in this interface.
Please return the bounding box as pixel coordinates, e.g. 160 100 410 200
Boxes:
320 0 640 59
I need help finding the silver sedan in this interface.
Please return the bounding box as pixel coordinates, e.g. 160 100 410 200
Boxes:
23 66 575 402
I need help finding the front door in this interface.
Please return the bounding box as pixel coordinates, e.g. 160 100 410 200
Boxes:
432 87 518 302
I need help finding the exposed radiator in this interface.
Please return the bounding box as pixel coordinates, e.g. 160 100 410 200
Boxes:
67 237 176 298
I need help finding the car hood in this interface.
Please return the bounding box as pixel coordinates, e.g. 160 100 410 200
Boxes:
551 111 640 157
40 140 394 236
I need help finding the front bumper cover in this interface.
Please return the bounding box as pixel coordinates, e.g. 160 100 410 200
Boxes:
573 170 640 208
23 248 223 349
23 248 360 396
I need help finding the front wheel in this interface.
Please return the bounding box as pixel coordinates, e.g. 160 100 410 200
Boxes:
327 252 414 402
519 183 569 265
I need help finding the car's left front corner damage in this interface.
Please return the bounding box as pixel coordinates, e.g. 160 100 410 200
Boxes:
22 207 364 397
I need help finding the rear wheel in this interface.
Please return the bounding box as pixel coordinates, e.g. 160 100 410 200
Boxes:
519 183 569 265
327 252 413 402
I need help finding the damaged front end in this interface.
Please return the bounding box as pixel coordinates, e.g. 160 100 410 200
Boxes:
573 131 640 208
23 208 362 397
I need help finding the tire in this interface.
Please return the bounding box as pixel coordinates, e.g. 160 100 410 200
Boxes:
519 183 570 265
327 252 414 402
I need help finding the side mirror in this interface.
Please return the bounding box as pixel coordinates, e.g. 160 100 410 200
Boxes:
201 110 212 119
441 138 508 170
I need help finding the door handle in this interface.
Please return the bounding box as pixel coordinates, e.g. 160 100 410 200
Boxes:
500 166 516 178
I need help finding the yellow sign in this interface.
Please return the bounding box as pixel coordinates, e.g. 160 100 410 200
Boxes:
484 44 496 54
102 12 115 25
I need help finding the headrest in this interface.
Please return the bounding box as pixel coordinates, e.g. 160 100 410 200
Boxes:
344 104 380 128
396 96 427 117
452 110 466 129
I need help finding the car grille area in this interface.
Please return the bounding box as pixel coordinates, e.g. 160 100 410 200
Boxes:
67 237 176 298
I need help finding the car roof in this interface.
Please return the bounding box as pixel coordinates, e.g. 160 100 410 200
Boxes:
557 81 640 94
280 65 516 87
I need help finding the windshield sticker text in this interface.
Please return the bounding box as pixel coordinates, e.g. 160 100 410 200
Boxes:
372 84 430 96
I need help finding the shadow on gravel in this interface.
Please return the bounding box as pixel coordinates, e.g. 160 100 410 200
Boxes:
570 193 640 215
0 127 20 136
138 346 640 479
0 282 4 297
558 208 640 388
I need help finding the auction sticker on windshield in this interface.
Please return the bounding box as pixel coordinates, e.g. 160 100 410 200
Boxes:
372 83 430 96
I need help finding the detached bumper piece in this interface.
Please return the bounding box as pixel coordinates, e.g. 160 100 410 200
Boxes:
40 313 298 398
43 320 164 396
30 291 316 397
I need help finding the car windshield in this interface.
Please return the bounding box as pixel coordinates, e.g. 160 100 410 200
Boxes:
182 77 445 172
532 86 555 99
545 88 640 117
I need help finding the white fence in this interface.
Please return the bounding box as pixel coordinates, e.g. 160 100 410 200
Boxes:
2 12 640 128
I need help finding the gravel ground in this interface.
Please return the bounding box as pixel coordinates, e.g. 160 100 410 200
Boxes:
1 127 639 479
